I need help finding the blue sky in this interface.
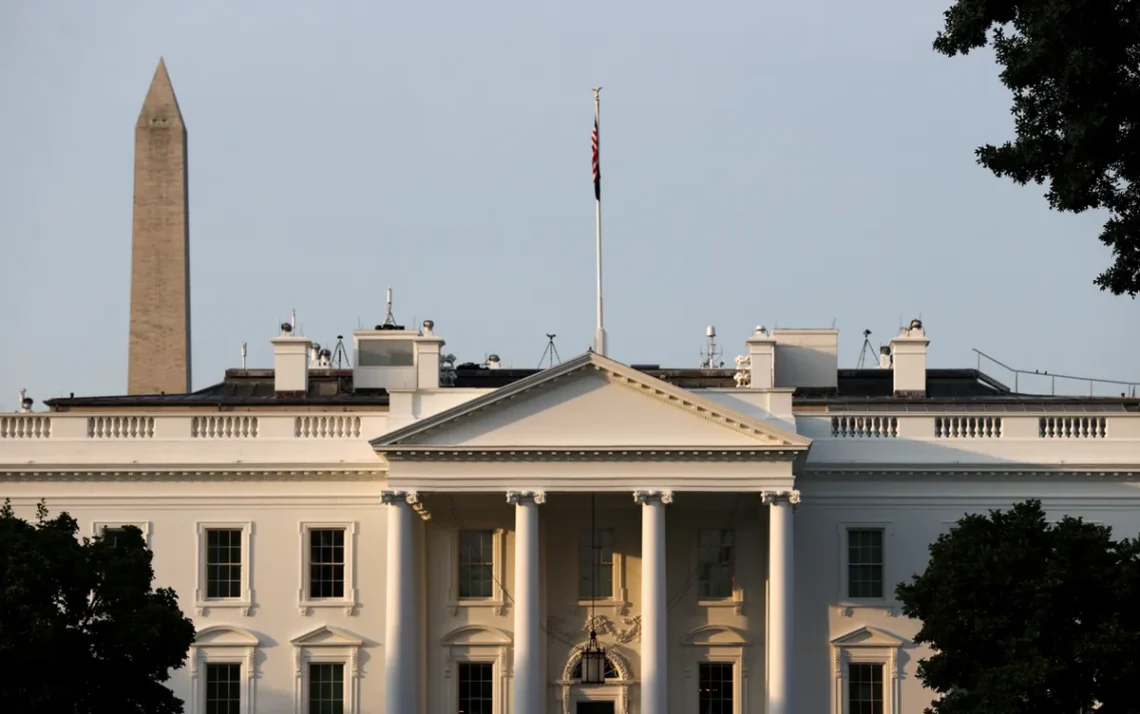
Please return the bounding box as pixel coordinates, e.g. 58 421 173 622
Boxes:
1 0 1137 406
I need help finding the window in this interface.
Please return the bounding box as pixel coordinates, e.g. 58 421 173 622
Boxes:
698 529 735 599
299 523 357 614
847 528 884 599
459 530 494 598
308 663 344 714
309 529 345 599
571 656 618 681
93 521 151 547
195 522 252 615
458 662 494 714
848 663 884 714
578 528 614 599
205 663 241 714
699 662 734 714
207 529 244 599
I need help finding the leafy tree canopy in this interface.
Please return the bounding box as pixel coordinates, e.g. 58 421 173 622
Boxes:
934 0 1140 295
0 500 196 714
896 499 1140 714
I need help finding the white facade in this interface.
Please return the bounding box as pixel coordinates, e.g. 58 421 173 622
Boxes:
3 324 1139 714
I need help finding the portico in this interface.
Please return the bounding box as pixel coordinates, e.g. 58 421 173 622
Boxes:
372 352 811 713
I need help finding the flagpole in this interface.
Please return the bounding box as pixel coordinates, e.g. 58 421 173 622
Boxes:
592 87 607 357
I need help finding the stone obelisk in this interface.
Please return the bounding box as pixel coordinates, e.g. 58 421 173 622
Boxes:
128 58 191 395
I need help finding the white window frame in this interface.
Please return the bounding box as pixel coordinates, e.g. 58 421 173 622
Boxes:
830 626 903 714
291 626 363 714
92 520 152 546
298 521 358 616
682 625 748 714
448 526 507 615
195 521 254 616
440 626 512 714
576 527 628 613
692 527 744 613
188 625 259 714
837 522 890 606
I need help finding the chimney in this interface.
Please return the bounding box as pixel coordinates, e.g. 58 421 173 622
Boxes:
878 345 892 369
746 326 776 389
889 319 929 396
271 322 311 394
487 354 502 370
415 320 445 389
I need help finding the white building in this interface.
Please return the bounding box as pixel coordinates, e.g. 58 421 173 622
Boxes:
4 317 1140 714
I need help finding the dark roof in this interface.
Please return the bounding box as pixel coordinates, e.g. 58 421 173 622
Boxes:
43 365 1140 411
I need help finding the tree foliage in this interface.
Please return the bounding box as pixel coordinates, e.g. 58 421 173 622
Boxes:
896 499 1140 714
0 500 196 714
934 0 1140 295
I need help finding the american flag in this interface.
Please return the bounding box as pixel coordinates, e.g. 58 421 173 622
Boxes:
591 117 601 201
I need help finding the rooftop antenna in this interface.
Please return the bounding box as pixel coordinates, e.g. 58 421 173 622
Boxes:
331 335 350 369
856 329 875 369
291 309 297 334
700 325 724 368
539 333 562 368
241 342 248 369
382 287 397 328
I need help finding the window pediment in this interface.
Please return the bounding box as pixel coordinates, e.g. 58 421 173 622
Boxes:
830 625 903 649
683 624 750 647
290 625 364 648
195 624 260 647
440 625 513 647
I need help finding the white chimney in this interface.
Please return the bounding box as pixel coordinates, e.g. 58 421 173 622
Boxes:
889 319 929 396
271 322 311 394
415 320 445 389
487 354 502 370
878 345 892 369
746 326 776 389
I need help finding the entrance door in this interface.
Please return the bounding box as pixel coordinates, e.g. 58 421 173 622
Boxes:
576 703 615 714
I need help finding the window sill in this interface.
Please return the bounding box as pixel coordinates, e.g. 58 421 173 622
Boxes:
698 598 743 614
195 599 252 617
299 598 357 616
577 598 629 614
449 598 507 616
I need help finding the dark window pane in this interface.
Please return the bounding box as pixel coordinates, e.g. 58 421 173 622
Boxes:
458 662 494 714
205 663 241 714
847 529 884 599
848 663 884 714
578 529 615 599
206 529 243 599
309 529 347 599
698 662 733 714
458 530 495 598
309 663 344 714
698 529 735 599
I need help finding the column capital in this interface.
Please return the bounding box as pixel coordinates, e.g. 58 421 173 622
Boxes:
381 490 431 520
506 490 546 505
633 490 674 505
761 489 801 506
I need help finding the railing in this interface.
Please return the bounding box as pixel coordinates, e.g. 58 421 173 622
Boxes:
807 412 1140 440
0 413 386 441
973 349 1139 398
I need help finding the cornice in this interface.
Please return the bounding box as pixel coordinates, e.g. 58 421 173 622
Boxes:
0 468 385 482
383 447 802 463
800 467 1140 480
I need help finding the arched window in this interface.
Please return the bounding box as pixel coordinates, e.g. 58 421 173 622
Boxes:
572 656 618 681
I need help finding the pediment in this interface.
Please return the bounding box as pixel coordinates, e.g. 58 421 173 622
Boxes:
195 625 260 647
372 352 811 452
830 625 904 648
440 625 512 647
291 625 364 648
682 624 750 646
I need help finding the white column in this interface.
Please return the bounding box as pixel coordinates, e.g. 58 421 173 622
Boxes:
382 490 417 714
508 491 545 714
763 489 800 714
634 490 672 714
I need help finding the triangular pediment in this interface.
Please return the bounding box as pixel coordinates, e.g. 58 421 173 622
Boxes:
290 625 363 648
195 625 260 647
830 626 904 648
371 352 811 451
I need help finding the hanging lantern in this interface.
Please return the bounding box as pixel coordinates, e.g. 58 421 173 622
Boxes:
581 630 607 685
